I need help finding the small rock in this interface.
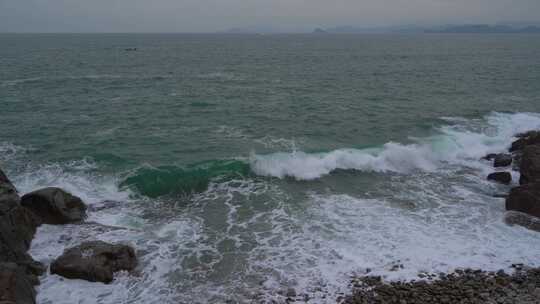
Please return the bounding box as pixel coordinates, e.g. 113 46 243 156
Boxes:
494 154 513 167
21 187 87 225
50 241 137 284
487 172 512 184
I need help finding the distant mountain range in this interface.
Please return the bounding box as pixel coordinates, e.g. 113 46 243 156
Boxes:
316 24 540 34
223 23 540 34
426 24 540 33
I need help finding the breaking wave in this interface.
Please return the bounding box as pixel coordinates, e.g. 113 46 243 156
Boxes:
120 160 251 198
250 112 540 180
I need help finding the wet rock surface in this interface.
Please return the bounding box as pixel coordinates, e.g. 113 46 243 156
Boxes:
344 267 540 304
519 145 540 185
493 154 513 167
0 168 43 281
50 241 137 284
21 187 87 225
0 262 36 304
0 168 44 304
487 171 512 184
510 130 540 152
506 182 540 218
505 211 540 232
0 169 20 215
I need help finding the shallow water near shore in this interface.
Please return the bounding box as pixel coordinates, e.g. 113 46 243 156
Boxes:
2 33 540 303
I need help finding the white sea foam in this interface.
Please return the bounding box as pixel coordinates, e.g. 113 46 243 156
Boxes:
250 112 540 180
7 111 540 303
13 162 129 207
0 142 31 162
0 74 172 87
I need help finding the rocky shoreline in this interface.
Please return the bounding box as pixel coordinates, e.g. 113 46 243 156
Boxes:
344 266 540 304
341 130 540 304
0 169 137 303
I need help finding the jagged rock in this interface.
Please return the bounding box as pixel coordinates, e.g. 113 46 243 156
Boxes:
520 145 540 185
0 167 43 278
21 187 87 225
50 241 137 284
0 206 40 266
506 182 540 218
510 131 540 152
0 263 36 304
487 172 512 184
0 169 20 216
493 154 512 167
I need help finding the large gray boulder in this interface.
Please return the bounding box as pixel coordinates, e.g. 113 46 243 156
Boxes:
510 131 540 152
506 182 540 218
21 187 87 225
520 145 540 185
0 263 36 304
50 241 137 284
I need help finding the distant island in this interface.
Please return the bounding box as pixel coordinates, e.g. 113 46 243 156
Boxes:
313 28 327 34
312 23 540 34
223 23 540 34
426 24 540 33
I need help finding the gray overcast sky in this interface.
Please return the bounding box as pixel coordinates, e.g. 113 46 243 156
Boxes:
0 0 539 33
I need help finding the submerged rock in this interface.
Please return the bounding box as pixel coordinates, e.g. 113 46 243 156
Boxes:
0 263 36 304
506 182 540 218
505 211 540 232
487 172 512 184
50 241 137 284
493 153 512 167
87 200 122 212
510 130 540 152
520 145 540 185
482 153 498 161
21 187 87 225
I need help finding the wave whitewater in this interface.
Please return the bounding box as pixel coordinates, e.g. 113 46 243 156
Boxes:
116 112 540 197
6 112 535 199
250 112 540 180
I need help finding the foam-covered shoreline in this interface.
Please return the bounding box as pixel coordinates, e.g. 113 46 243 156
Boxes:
3 112 540 303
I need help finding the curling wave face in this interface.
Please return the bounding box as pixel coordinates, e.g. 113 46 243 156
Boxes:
250 112 540 180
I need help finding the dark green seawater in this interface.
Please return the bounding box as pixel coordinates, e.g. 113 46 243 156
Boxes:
2 33 540 303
